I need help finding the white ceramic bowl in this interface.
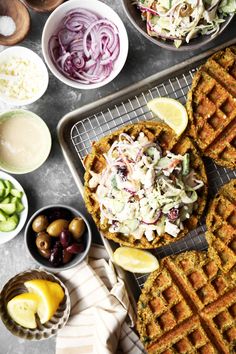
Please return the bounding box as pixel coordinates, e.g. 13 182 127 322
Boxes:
0 46 49 106
0 171 28 244
42 0 129 89
0 109 51 174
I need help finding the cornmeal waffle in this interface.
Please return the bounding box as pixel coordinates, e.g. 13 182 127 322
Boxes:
137 250 236 354
186 46 236 169
206 179 236 275
84 121 207 248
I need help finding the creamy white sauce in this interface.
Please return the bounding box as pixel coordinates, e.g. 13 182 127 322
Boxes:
0 113 50 171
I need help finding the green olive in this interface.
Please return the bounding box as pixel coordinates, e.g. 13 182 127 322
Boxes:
36 232 51 250
32 215 49 233
69 217 85 240
46 219 69 237
38 248 51 259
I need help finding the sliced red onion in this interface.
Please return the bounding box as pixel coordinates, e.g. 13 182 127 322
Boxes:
138 5 159 16
124 188 136 195
48 8 120 84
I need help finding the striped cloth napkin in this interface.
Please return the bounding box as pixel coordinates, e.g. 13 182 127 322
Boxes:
56 244 145 354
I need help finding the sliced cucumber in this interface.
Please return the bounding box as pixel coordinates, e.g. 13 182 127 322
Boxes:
0 203 16 215
11 189 23 198
182 153 190 176
1 197 10 204
111 176 117 189
3 180 12 197
124 219 139 232
4 180 13 189
0 210 7 222
0 215 18 232
111 199 125 213
15 200 24 213
0 178 25 232
11 196 18 204
0 180 5 190
10 214 19 224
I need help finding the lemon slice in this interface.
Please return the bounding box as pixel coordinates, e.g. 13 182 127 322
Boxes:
113 247 159 273
7 293 39 329
147 97 188 136
24 280 64 324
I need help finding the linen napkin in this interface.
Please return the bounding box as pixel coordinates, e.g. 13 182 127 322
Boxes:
56 244 145 354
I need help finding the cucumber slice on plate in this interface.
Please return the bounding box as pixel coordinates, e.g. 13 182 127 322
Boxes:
0 203 16 215
11 189 23 198
0 215 19 232
1 197 11 204
15 200 24 213
0 210 7 222
0 177 26 234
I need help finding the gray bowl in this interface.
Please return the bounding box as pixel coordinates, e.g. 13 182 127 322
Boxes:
25 204 92 271
122 0 235 51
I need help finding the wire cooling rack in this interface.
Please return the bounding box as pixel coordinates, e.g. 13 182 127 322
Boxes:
56 38 236 294
69 65 236 290
71 68 196 158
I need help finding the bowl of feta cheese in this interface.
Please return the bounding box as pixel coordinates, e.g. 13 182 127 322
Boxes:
0 46 49 106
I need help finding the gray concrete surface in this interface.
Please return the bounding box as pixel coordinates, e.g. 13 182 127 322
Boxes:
0 1 235 353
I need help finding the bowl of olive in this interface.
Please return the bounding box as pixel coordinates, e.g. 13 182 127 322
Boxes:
24 205 92 271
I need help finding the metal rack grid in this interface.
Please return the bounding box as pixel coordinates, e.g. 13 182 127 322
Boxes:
71 68 197 158
69 66 236 290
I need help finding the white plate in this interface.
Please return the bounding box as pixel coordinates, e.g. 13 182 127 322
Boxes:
0 171 28 244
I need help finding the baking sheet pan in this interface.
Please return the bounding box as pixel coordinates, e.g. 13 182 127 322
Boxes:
57 38 236 303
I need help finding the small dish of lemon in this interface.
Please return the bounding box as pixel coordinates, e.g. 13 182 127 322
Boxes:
0 269 70 340
7 279 64 329
147 97 188 136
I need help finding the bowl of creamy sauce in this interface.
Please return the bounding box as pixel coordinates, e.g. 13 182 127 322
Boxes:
0 109 51 174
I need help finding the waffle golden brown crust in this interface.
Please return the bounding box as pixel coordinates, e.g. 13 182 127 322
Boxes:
186 46 236 169
206 179 236 275
84 121 207 248
137 250 236 354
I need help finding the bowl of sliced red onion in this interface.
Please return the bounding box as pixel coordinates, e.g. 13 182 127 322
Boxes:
42 0 129 89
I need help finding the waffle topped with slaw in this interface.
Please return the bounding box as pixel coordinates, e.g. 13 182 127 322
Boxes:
84 122 207 248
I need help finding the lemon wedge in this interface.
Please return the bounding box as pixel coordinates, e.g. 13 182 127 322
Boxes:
7 293 39 329
147 97 188 136
113 247 159 273
24 280 64 324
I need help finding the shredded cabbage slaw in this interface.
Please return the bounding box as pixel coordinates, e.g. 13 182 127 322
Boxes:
89 132 204 241
134 0 236 47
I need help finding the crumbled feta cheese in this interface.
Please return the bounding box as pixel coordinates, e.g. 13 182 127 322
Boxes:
0 56 44 101
165 220 180 237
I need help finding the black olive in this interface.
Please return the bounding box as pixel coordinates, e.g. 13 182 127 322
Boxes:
66 243 84 254
49 242 63 266
60 229 72 248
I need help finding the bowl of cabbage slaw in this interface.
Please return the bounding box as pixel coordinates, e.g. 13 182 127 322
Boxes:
122 0 235 50
0 46 49 106
42 0 129 89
